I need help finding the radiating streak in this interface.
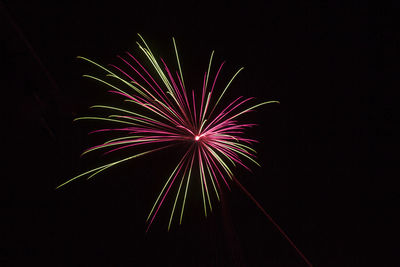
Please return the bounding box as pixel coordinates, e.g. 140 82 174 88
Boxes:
146 145 194 231
205 51 214 92
207 66 244 119
202 144 232 190
172 37 185 90
117 55 170 104
57 145 172 189
199 72 207 127
198 148 208 217
200 146 221 200
202 96 244 134
180 152 195 224
82 75 136 100
126 51 169 103
74 116 138 126
203 97 254 134
198 148 213 213
168 156 190 231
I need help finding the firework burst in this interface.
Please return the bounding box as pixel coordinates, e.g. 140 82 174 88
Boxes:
58 34 279 230
57 34 313 266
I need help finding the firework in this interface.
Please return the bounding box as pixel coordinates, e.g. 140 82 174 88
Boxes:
58 33 275 225
57 34 311 266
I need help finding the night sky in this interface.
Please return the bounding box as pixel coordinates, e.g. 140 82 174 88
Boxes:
2 1 388 266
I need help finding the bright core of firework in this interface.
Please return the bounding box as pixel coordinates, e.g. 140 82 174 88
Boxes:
57 34 279 232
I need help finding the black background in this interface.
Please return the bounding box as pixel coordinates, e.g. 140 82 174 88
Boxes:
1 1 389 266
